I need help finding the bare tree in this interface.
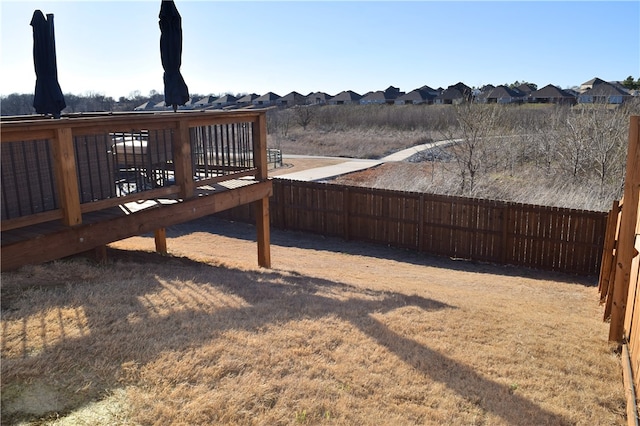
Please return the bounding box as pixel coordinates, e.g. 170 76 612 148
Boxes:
531 106 568 174
266 108 294 151
0 93 35 116
293 105 318 130
564 105 627 199
440 103 502 195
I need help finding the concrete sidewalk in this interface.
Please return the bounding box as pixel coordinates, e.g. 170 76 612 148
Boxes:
273 159 383 182
380 138 461 162
274 138 460 182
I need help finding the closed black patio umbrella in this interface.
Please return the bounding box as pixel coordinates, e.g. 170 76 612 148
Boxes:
159 0 189 112
31 10 66 118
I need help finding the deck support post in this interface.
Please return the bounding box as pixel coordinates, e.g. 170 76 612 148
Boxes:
154 228 168 255
253 112 271 268
94 245 108 264
256 197 271 268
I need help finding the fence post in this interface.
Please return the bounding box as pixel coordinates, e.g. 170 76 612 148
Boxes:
51 127 82 226
609 116 640 342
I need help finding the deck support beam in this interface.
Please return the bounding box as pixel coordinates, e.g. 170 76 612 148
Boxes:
1 181 272 271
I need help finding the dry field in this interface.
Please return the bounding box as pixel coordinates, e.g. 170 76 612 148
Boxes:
269 127 437 159
0 216 625 425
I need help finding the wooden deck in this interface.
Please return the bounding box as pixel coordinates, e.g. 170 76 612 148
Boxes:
1 110 272 271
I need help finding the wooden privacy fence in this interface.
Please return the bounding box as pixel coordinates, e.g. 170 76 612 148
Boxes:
598 116 640 424
219 179 608 276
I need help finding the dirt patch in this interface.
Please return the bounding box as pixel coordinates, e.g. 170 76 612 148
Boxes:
269 157 348 177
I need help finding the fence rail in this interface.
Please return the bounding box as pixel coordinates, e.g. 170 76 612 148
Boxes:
218 179 608 276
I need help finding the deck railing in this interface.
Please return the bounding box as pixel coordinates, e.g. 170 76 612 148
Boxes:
1 110 269 231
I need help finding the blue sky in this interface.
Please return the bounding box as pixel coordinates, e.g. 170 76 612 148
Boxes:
1 1 639 100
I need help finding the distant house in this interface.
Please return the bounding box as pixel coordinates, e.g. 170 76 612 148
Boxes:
435 88 463 105
252 92 280 107
210 94 238 109
236 93 259 107
395 90 426 105
133 101 155 111
276 91 306 107
474 85 495 103
360 91 387 105
578 82 632 104
434 82 472 104
360 86 404 105
306 92 331 105
153 101 169 110
483 85 526 104
420 85 440 97
194 96 216 108
382 86 404 101
528 84 576 105
178 97 196 110
516 83 536 96
328 90 362 105
395 85 438 105
579 77 606 93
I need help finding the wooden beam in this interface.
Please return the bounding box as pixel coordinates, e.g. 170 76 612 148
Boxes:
1 209 63 232
610 116 640 342
0 128 56 143
51 127 82 226
255 197 271 268
1 181 272 271
154 228 168 255
1 110 262 141
251 111 271 268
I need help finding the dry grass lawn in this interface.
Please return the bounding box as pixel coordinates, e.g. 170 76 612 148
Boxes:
1 217 625 425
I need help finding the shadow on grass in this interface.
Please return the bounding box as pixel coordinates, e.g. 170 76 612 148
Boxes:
1 249 570 425
165 215 598 287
